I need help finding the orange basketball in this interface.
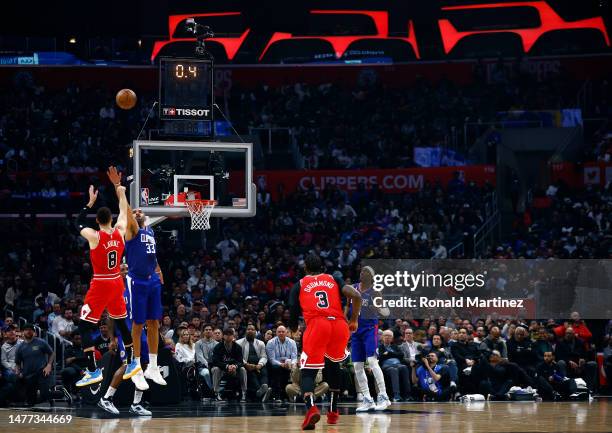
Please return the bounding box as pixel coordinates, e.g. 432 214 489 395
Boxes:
115 88 137 110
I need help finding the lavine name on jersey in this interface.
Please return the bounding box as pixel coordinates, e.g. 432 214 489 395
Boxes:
103 240 121 250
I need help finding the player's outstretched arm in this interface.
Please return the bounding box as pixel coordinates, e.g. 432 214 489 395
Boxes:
75 185 99 248
116 185 139 240
342 284 362 332
107 166 138 240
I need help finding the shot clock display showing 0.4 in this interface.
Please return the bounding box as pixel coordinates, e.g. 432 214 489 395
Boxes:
159 58 213 121
175 63 198 79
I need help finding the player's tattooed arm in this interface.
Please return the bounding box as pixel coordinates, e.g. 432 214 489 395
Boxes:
76 185 99 246
342 284 362 332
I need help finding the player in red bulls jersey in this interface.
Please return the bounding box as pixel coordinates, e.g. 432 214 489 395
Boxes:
289 254 362 430
74 183 137 388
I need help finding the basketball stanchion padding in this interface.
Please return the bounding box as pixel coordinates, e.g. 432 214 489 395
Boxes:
186 199 217 230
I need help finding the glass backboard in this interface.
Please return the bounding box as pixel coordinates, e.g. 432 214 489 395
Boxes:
131 140 255 219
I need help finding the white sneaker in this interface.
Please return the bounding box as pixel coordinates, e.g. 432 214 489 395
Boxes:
129 404 152 416
356 396 376 412
131 370 150 391
144 366 167 386
375 394 391 411
97 397 119 415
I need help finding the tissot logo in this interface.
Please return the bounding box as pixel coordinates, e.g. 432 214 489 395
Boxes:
151 4 610 61
163 107 176 116
176 108 210 117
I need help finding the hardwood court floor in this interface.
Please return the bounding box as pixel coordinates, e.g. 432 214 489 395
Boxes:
1 401 610 433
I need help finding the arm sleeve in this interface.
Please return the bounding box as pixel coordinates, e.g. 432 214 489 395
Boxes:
288 283 302 331
14 346 22 366
501 341 508 359
75 206 90 232
233 345 244 368
215 345 229 370
266 341 281 366
43 341 53 355
290 340 298 362
258 341 268 367
451 344 466 364
194 341 208 367
1 347 9 369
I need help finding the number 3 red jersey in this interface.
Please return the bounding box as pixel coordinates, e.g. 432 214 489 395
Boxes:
90 228 124 278
299 273 345 321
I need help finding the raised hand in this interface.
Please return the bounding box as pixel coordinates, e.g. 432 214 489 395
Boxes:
87 185 99 207
107 165 122 186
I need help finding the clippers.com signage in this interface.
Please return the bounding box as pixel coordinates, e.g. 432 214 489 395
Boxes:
243 165 496 201
152 2 609 62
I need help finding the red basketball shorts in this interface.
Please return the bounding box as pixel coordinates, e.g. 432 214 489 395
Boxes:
300 316 350 369
81 277 127 323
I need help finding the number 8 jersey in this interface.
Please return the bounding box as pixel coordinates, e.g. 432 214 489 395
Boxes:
90 228 124 278
81 228 127 324
298 273 345 322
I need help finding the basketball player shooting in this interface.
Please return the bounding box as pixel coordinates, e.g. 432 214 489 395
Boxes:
351 266 391 412
288 254 362 430
97 263 153 417
107 166 167 390
75 185 137 387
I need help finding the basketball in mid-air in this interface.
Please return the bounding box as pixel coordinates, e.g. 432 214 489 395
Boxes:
115 88 137 110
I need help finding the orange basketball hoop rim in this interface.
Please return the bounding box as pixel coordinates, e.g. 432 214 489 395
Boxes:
185 199 217 230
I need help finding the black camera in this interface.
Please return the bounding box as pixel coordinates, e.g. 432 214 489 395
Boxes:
184 19 215 39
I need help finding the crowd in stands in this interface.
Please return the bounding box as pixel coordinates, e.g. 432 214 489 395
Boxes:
489 180 612 259
227 57 588 169
3 61 606 213
0 172 610 406
0 62 610 407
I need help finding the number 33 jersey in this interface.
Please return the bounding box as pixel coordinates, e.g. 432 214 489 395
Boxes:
125 227 158 279
298 273 345 322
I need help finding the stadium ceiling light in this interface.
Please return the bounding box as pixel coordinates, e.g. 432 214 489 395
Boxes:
68 38 77 44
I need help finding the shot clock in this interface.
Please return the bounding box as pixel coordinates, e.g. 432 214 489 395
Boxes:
159 58 213 122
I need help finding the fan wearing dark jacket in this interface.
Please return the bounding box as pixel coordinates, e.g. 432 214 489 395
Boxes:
211 328 247 401
378 330 411 401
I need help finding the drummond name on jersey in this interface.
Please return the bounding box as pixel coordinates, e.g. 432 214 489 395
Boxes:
303 279 335 292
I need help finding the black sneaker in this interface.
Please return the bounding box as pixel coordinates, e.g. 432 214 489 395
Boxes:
262 387 272 403
215 393 224 402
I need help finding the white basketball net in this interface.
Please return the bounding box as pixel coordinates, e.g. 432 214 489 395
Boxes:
185 200 216 230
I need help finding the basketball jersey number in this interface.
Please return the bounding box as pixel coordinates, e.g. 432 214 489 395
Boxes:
315 291 329 309
107 251 117 269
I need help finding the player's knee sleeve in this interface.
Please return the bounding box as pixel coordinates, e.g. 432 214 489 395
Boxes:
354 361 365 374
325 358 341 390
366 356 380 369
78 319 97 349
301 368 317 394
114 318 133 345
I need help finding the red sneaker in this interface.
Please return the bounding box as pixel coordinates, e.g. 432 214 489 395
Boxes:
302 406 321 430
327 410 340 425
